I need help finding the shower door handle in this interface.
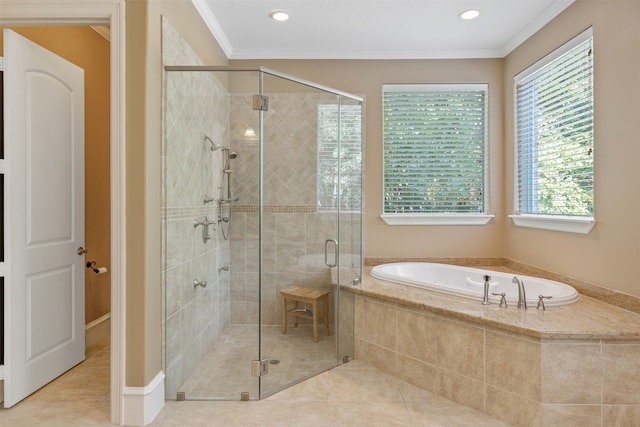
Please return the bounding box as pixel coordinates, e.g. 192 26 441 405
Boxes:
324 239 338 267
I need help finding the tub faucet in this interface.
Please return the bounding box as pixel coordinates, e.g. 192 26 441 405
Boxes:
482 275 491 305
512 276 527 309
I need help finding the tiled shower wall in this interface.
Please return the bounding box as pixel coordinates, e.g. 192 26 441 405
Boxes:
228 93 360 326
162 17 231 397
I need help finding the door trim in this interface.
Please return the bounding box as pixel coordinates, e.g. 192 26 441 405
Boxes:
0 1 125 424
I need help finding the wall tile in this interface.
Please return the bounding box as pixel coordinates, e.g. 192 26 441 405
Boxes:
355 339 397 374
437 318 484 381
603 343 640 404
485 386 541 427
603 404 640 426
485 330 541 400
396 354 437 393
397 308 437 364
162 17 231 392
363 299 396 350
541 341 602 404
436 367 484 412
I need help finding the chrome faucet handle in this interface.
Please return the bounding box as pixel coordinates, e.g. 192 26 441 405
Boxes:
537 295 552 310
492 292 508 308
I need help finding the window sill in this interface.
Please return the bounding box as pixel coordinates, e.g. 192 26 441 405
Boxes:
381 214 494 226
509 214 595 234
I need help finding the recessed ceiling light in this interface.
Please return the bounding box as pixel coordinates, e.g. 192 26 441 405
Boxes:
459 9 480 20
269 9 290 22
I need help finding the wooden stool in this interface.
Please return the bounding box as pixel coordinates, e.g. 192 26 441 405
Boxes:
280 286 329 342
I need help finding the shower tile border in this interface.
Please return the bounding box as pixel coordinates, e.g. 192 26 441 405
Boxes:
232 204 319 213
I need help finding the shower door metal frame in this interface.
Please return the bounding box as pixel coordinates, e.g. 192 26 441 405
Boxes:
164 66 364 104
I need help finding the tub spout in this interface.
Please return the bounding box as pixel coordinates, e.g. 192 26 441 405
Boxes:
512 276 527 309
482 275 491 305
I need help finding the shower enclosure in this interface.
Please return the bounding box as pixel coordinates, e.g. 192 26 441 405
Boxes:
162 66 363 401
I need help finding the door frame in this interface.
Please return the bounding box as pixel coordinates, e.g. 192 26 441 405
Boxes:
0 0 125 424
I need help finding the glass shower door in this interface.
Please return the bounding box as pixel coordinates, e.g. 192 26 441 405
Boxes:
258 72 344 397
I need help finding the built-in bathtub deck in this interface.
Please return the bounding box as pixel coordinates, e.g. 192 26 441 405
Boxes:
345 266 640 427
356 266 640 340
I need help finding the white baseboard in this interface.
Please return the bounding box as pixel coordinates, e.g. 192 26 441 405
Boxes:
85 313 111 348
122 370 165 426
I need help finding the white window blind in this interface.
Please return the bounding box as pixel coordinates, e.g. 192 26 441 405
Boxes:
514 28 594 217
383 84 488 214
317 102 362 211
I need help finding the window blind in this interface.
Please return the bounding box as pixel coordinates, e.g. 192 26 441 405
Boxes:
317 103 362 211
383 84 487 214
515 28 593 217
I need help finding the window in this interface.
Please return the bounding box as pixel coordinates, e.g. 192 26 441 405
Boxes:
317 102 362 211
512 28 595 234
381 84 492 225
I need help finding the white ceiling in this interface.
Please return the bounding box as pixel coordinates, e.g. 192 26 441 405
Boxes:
194 0 575 60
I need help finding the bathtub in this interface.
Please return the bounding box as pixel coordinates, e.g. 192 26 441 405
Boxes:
370 262 580 307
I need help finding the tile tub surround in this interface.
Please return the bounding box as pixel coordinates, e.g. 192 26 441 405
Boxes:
349 267 640 427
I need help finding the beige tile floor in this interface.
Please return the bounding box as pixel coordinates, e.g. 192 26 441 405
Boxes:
0 335 511 426
180 324 337 400
0 337 111 426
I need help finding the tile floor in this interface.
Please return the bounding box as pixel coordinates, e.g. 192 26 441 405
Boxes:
180 324 336 400
0 334 511 426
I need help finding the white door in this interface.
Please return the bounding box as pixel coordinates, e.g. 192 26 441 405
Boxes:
3 29 85 408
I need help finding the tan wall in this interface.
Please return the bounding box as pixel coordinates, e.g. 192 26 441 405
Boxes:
230 59 506 260
231 0 640 298
503 0 640 296
0 26 111 324
125 0 228 386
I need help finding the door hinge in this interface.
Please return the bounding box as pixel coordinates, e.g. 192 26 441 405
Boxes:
251 359 269 377
252 94 269 111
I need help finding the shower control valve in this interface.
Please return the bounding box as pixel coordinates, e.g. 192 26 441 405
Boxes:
194 216 215 243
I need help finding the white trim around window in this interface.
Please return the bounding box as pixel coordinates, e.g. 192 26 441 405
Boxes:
509 214 595 234
381 213 494 226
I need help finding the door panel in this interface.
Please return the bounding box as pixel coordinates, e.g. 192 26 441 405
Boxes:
3 29 85 408
259 75 340 398
27 72 74 243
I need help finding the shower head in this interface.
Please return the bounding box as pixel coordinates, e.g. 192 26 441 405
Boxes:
204 135 222 151
222 147 238 160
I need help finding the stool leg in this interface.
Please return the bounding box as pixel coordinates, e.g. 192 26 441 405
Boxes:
281 295 287 335
324 295 329 336
294 301 299 328
312 300 319 342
